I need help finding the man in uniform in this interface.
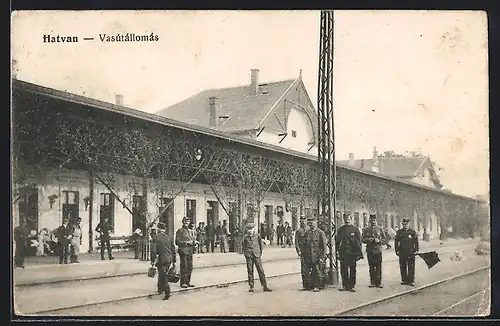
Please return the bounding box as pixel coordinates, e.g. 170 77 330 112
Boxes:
152 222 176 300
14 221 28 268
284 222 293 247
175 217 196 288
295 214 310 291
362 214 387 288
395 217 419 286
57 218 72 264
336 213 363 292
276 221 284 247
303 216 327 292
242 222 272 293
95 217 114 261
205 219 215 253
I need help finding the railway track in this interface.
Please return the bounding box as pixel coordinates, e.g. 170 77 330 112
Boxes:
433 289 489 316
334 265 490 317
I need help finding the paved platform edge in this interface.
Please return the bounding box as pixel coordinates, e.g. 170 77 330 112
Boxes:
15 240 478 287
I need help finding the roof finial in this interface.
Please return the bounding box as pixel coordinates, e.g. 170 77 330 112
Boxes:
299 69 302 79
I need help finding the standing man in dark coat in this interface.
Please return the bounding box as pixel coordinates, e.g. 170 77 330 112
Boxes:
152 222 176 300
294 215 310 291
303 216 327 292
242 222 272 293
276 222 284 246
204 219 215 253
14 221 28 268
95 217 114 260
395 217 419 286
362 214 388 288
176 217 196 288
336 213 363 292
57 218 72 264
284 222 293 247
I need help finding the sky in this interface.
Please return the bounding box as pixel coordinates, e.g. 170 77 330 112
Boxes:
11 10 489 197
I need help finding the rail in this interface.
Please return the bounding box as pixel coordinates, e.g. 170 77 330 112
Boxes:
334 265 490 316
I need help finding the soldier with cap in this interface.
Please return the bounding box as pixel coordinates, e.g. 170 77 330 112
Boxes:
303 215 327 292
242 222 272 293
336 213 363 292
175 217 196 288
95 216 114 261
152 222 176 300
395 217 419 286
295 214 310 291
57 218 72 264
362 213 388 288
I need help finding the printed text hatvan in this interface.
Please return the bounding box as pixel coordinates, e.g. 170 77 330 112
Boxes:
43 34 78 43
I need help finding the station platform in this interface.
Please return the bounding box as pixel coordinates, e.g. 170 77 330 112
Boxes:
13 238 478 286
14 239 486 315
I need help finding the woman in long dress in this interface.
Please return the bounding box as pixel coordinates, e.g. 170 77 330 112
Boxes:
220 220 229 253
36 229 48 256
70 218 83 263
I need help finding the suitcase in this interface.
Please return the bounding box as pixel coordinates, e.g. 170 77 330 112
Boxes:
168 264 180 283
147 266 156 278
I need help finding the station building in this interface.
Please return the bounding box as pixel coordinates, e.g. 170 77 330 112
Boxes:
12 76 483 254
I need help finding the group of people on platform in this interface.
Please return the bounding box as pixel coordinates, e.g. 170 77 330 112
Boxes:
333 213 419 292
13 216 85 268
193 219 230 254
260 221 294 247
149 211 419 300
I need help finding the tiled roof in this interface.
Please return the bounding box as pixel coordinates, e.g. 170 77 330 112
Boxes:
156 79 298 132
338 156 430 178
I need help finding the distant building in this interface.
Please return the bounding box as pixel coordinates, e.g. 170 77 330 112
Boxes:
156 69 319 155
338 148 444 190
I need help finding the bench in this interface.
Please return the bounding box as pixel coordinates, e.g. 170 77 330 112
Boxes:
95 235 134 252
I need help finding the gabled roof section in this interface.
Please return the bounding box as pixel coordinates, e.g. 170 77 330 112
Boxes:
338 156 431 178
156 79 298 132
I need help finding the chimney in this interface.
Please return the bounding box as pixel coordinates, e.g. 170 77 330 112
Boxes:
250 69 259 95
372 146 379 173
115 94 124 106
348 153 355 166
209 96 217 128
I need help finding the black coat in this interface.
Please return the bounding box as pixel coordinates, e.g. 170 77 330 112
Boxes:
14 226 28 245
395 228 419 256
57 224 71 245
95 221 112 241
335 224 363 260
155 232 176 266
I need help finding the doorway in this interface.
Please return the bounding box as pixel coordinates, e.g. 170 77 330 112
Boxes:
132 195 146 233
18 188 39 231
159 198 175 238
276 205 284 225
291 206 299 230
99 193 115 232
264 205 273 227
186 199 197 225
62 190 79 226
206 200 219 226
228 202 237 232
246 204 256 224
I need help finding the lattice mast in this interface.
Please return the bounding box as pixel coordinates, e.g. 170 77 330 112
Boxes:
316 10 338 284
